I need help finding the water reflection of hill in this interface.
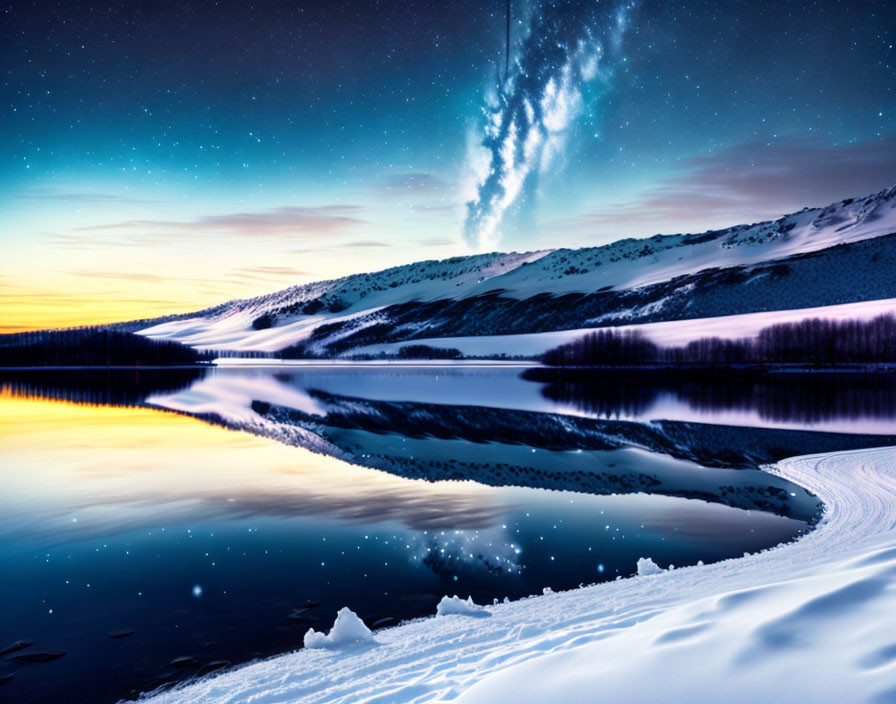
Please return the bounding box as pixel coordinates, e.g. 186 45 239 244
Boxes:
12 366 896 526
526 370 896 425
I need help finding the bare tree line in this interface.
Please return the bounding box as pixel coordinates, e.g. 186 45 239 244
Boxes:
0 328 210 366
541 314 896 367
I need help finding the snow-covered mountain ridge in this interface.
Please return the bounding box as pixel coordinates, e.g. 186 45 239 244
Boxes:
138 185 896 354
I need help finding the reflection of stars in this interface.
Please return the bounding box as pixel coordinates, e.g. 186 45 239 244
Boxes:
408 527 524 576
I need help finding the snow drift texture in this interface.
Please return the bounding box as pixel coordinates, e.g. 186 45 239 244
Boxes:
145 445 896 704
436 595 490 618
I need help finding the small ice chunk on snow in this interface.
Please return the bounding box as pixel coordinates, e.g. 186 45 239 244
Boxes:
303 607 374 649
637 557 663 576
436 595 490 617
542 587 554 595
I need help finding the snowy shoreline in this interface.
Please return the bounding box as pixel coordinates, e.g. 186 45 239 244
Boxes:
212 358 537 367
144 446 896 704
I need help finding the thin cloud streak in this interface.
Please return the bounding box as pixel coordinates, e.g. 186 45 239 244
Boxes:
420 237 457 247
72 271 170 283
336 240 392 248
553 134 896 238
237 266 311 277
371 172 447 196
75 205 368 236
21 190 160 204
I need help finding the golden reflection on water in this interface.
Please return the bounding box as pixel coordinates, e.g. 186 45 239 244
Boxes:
0 390 502 545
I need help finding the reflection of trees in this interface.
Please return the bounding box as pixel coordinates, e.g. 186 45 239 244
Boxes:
679 377 896 424
0 368 207 407
529 370 896 424
539 378 658 417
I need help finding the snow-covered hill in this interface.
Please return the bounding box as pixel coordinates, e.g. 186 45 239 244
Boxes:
138 185 896 355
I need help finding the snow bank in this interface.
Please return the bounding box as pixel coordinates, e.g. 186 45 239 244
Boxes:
636 557 663 576
436 595 491 618
146 446 896 704
303 608 375 649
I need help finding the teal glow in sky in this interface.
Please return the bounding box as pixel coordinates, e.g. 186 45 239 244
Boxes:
2 0 895 329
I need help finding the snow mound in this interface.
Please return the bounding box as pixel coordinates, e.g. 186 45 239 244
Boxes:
303 607 375 649
637 557 663 576
436 595 491 618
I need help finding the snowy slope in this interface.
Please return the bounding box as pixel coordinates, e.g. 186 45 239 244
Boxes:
140 250 550 353
351 296 896 359
487 184 896 295
144 445 896 704
138 185 896 354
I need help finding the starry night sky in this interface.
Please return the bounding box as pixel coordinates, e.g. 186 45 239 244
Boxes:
2 0 895 329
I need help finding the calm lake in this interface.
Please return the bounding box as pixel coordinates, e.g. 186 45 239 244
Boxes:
2 365 895 703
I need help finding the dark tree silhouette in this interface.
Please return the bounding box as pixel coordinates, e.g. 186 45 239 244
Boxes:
0 328 210 367
541 330 659 366
396 345 463 360
541 315 896 367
